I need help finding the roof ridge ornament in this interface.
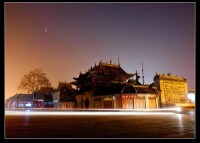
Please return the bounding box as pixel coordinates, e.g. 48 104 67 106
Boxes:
118 57 120 67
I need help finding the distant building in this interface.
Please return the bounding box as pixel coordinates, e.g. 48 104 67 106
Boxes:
187 88 195 103
53 81 76 109
5 87 55 109
5 94 19 109
33 92 45 108
5 94 33 109
38 87 55 107
153 73 188 107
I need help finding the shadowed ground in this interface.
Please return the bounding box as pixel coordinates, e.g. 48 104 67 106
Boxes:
5 110 195 139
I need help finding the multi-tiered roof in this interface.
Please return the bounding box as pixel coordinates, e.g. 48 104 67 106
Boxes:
71 60 135 93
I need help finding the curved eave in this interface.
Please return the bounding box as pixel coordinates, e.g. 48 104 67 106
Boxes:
73 77 79 80
127 73 136 78
71 81 78 85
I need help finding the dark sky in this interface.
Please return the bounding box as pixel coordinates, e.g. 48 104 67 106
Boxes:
5 2 195 99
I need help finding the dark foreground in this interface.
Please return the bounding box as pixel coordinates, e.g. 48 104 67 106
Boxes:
5 110 195 139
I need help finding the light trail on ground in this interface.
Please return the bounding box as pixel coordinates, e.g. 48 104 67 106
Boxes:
5 108 181 116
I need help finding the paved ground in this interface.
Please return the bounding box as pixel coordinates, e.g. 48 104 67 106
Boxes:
4 110 195 139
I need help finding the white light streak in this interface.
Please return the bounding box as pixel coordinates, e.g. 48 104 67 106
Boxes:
5 110 176 116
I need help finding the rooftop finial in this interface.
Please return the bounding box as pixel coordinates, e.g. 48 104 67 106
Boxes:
136 70 140 84
118 57 120 67
142 63 144 85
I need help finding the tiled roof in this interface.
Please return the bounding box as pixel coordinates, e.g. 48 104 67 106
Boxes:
39 87 54 93
127 79 142 85
16 94 33 102
6 94 20 102
34 92 44 100
57 82 73 90
133 86 157 94
102 65 127 75
121 85 137 93
93 84 157 96
72 61 134 83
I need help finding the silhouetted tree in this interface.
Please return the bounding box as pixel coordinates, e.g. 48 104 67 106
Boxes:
18 68 51 93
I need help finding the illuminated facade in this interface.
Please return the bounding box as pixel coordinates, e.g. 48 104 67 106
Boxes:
153 73 188 107
74 86 159 109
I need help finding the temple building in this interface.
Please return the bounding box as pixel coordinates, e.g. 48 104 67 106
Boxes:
71 60 134 92
153 73 188 107
71 60 160 109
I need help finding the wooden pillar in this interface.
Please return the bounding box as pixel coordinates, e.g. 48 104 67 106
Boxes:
156 96 159 108
113 96 116 109
145 96 149 109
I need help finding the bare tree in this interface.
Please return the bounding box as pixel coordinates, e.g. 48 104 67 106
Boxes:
18 68 51 93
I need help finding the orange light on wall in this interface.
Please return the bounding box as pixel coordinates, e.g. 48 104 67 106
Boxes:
122 98 126 109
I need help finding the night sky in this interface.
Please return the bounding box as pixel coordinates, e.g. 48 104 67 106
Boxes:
5 2 195 99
